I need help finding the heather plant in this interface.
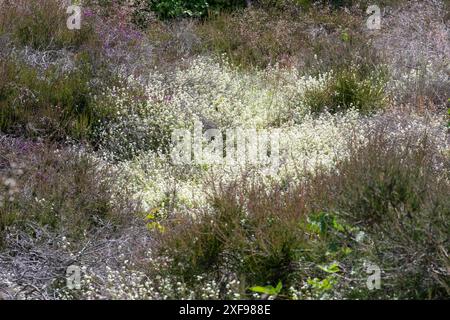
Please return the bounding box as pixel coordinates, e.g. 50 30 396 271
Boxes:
1 0 95 51
374 0 450 108
0 137 137 246
303 65 388 114
153 178 311 298
85 1 155 76
0 55 98 140
309 133 450 298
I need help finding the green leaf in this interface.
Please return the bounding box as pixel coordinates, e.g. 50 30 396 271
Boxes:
250 281 282 295
249 286 274 295
275 281 282 293
341 247 352 255
307 276 336 291
318 262 340 274
341 31 350 42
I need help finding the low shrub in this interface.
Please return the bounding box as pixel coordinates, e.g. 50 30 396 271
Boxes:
0 137 137 246
1 0 95 51
303 65 388 114
0 55 98 140
153 131 449 299
154 179 312 297
311 133 450 298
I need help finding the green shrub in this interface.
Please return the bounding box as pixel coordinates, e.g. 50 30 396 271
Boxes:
0 55 106 141
155 180 311 297
145 0 247 19
304 65 388 114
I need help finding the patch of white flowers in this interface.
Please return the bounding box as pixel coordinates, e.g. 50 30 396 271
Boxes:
163 57 330 128
112 110 367 213
55 254 242 300
0 162 24 207
53 55 449 300
94 56 330 160
93 56 355 211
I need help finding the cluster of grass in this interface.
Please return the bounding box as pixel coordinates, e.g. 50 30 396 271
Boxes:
304 65 388 114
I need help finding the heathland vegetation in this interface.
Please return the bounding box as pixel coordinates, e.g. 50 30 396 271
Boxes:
0 0 449 299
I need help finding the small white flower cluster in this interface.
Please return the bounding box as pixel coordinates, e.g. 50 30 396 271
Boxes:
54 252 243 300
0 162 24 207
113 152 207 212
163 57 329 128
93 84 184 161
279 110 365 177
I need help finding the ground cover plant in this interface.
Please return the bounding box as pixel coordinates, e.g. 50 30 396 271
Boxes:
0 0 449 300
